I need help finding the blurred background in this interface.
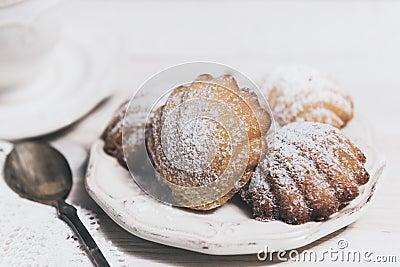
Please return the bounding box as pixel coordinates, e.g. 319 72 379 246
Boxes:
61 0 400 144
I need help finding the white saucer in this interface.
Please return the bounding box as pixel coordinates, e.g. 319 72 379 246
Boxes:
0 29 118 140
85 116 386 255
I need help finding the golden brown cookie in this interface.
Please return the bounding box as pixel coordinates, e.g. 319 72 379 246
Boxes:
101 98 147 169
263 65 353 128
101 101 129 168
146 74 271 210
240 122 369 225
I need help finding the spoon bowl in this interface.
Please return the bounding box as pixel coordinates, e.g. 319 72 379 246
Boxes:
4 142 72 205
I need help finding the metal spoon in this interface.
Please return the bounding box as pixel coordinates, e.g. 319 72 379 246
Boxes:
3 142 110 267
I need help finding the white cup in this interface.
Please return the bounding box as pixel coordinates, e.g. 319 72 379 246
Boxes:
0 0 61 89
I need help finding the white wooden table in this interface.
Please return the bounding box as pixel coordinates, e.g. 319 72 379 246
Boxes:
46 0 400 265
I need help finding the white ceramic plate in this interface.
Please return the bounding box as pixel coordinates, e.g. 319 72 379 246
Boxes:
85 116 386 255
0 28 118 140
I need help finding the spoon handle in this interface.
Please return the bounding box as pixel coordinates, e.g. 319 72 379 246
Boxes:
56 200 110 267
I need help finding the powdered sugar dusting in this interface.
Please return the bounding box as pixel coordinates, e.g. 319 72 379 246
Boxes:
102 95 148 168
243 121 369 224
146 74 271 209
262 65 354 128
